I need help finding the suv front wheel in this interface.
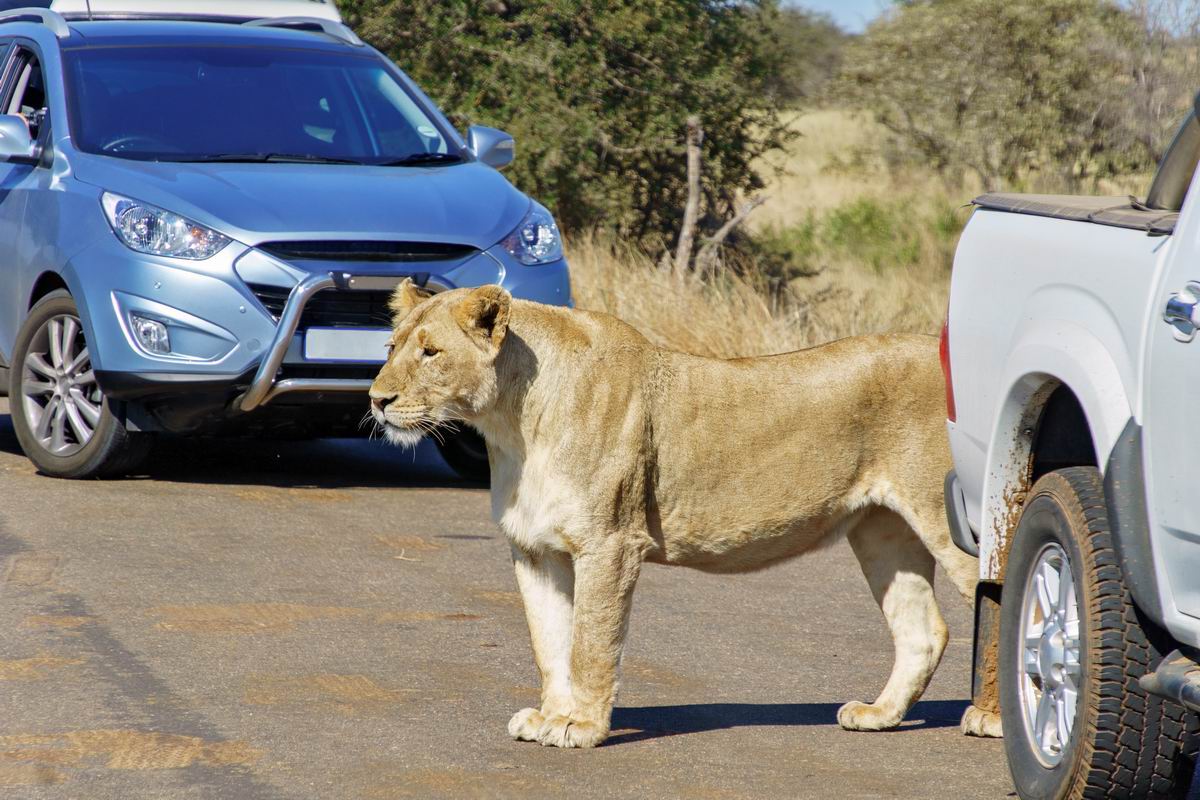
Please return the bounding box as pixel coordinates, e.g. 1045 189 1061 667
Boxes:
10 290 151 478
434 425 489 483
999 467 1197 799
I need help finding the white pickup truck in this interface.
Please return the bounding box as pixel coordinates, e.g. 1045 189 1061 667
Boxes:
945 109 1200 798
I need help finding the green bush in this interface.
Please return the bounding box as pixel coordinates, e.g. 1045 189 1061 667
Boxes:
754 196 966 281
752 215 820 282
339 0 794 245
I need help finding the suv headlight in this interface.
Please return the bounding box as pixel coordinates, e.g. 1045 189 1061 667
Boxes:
101 192 231 260
501 205 563 265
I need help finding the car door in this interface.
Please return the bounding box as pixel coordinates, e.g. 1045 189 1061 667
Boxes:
0 39 27 370
1143 171 1200 625
0 41 49 368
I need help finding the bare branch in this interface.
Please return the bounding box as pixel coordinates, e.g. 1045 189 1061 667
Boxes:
672 115 703 273
696 196 768 275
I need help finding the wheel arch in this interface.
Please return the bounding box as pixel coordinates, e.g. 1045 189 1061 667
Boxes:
25 267 109 373
28 271 70 309
978 329 1131 583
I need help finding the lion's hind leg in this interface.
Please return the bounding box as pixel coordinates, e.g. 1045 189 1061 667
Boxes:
889 485 1002 738
838 508 948 731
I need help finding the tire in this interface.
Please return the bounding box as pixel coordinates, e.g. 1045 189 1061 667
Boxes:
434 425 489 483
999 467 1198 799
9 290 152 479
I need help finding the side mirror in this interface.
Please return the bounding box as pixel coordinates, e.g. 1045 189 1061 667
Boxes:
0 115 34 162
467 125 514 170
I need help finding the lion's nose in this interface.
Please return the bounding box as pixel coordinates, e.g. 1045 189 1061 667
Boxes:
371 396 394 413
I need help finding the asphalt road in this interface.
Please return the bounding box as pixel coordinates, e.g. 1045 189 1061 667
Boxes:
0 400 1014 799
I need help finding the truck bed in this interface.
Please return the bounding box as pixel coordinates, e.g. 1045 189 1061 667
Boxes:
974 193 1178 235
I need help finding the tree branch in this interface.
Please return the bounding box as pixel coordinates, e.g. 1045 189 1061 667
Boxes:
672 115 703 273
696 196 767 275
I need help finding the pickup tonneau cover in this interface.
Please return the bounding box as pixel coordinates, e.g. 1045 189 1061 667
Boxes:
973 192 1178 235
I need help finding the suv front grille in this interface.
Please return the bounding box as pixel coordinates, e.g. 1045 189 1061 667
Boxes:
258 240 476 263
248 284 395 329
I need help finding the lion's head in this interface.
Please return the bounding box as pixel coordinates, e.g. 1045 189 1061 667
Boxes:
368 280 511 447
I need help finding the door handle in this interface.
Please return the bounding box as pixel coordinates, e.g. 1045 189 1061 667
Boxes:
1164 282 1200 342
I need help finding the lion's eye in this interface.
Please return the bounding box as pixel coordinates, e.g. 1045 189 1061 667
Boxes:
384 342 395 358
422 345 439 358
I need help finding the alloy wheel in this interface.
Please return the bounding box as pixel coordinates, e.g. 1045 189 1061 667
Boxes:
20 314 101 456
1018 542 1082 767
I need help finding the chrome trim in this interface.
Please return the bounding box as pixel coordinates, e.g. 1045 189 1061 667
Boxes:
1163 280 1200 342
0 8 71 37
235 271 336 412
261 378 373 404
243 15 363 46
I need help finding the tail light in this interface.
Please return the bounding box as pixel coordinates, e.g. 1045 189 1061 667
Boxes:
939 316 956 422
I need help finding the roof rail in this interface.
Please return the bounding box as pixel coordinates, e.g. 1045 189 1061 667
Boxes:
0 8 71 38
244 15 362 47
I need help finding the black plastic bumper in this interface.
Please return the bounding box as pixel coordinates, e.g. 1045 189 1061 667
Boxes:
94 369 250 401
945 470 979 558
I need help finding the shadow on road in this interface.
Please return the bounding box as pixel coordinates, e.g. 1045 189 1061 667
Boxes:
607 699 970 744
0 411 479 490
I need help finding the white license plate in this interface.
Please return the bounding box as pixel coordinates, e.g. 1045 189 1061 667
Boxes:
304 327 392 363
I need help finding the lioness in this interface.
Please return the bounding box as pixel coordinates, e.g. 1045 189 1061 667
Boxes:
369 281 990 748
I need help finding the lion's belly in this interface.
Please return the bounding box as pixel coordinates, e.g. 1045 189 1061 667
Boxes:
651 507 863 573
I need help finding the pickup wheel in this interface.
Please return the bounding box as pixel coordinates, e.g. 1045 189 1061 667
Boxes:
9 291 152 479
999 467 1197 799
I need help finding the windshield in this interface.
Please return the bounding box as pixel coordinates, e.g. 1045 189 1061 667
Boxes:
63 45 458 165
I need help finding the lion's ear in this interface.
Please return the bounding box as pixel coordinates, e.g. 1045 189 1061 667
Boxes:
453 285 511 351
389 278 432 323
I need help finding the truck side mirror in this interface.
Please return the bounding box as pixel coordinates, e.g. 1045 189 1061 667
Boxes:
467 125 514 170
0 115 34 162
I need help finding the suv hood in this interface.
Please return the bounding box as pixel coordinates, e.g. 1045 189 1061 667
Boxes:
72 156 531 251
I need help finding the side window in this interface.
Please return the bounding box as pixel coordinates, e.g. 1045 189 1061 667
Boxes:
4 48 47 141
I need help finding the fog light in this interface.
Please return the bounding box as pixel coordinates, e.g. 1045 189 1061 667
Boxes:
130 314 170 354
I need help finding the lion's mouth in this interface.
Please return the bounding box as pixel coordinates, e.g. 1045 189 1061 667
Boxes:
370 406 432 449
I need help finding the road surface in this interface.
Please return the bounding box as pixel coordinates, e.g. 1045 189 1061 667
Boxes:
0 402 1013 798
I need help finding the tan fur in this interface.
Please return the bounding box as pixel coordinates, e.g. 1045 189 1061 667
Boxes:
370 282 990 748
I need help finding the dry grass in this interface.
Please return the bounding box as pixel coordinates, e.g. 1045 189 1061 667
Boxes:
566 234 812 359
567 232 948 359
750 110 959 229
568 109 965 358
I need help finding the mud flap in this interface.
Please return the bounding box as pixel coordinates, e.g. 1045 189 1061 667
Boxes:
969 581 1003 725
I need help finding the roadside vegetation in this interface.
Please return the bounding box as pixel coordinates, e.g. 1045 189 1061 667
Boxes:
342 0 1200 357
569 111 963 357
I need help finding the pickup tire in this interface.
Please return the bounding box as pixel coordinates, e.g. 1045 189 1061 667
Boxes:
999 467 1197 799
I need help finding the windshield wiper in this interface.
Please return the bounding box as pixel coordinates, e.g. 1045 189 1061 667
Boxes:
377 152 463 167
163 153 364 165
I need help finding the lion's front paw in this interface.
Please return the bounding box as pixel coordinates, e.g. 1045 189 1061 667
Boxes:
536 714 607 749
508 707 545 741
837 700 902 731
960 704 1003 738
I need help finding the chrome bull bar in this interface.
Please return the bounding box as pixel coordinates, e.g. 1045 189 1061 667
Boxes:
233 271 443 413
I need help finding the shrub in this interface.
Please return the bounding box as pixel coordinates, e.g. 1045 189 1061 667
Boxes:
838 0 1161 190
339 0 794 245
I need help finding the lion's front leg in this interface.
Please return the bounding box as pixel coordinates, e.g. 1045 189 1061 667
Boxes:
536 535 644 749
509 545 575 742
